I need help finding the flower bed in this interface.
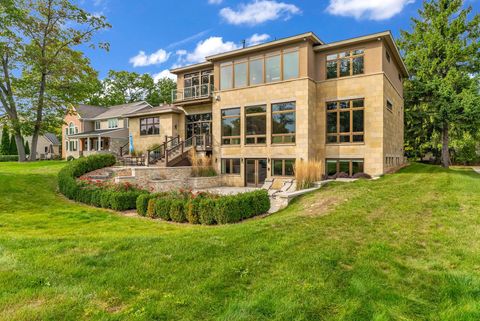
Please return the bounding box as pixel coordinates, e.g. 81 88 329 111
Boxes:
136 189 270 225
58 154 147 211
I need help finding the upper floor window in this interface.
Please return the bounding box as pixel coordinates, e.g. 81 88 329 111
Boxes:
95 121 100 130
272 102 296 144
108 118 118 129
283 50 299 80
386 99 393 112
221 108 241 145
326 49 364 79
266 54 281 83
68 122 77 135
220 62 233 90
184 70 213 98
234 60 247 88
386 50 391 63
245 105 266 144
326 99 364 144
249 57 263 85
140 117 159 136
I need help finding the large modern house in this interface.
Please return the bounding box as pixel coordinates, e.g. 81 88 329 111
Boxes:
63 31 407 187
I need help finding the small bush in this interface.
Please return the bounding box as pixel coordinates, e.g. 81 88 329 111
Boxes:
198 198 216 225
110 190 145 211
0 155 19 162
352 172 372 179
335 172 350 179
155 197 173 221
66 155 75 161
170 199 187 223
147 198 157 218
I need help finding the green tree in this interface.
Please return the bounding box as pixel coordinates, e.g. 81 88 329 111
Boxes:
0 0 110 161
398 0 480 168
9 134 17 155
87 71 176 106
24 140 30 156
0 126 10 155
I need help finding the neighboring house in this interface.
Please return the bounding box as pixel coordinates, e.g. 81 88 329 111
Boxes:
0 126 60 159
62 102 151 159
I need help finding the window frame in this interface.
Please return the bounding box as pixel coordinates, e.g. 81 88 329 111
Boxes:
245 105 267 145
386 99 393 112
272 158 295 177
221 158 241 175
282 48 299 80
326 98 365 144
265 52 282 83
94 121 100 130
326 49 365 79
271 101 296 145
139 117 160 136
221 107 241 145
220 62 233 90
108 118 119 129
234 60 248 88
326 158 365 177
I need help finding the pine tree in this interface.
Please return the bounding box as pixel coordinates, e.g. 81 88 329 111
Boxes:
399 0 480 168
0 127 10 155
9 135 18 155
24 140 30 156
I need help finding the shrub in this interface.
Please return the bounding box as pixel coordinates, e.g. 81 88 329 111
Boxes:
335 172 350 179
0 155 19 162
66 155 75 161
136 193 162 216
147 198 157 218
215 196 242 224
110 190 145 211
100 190 113 208
352 172 372 179
170 199 187 223
198 198 216 225
154 197 173 221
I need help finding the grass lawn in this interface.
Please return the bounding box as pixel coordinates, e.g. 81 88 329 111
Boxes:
1 161 480 321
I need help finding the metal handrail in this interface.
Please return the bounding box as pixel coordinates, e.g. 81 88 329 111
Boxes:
172 83 214 102
119 142 129 157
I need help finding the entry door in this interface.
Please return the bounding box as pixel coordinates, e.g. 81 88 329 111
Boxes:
245 159 267 187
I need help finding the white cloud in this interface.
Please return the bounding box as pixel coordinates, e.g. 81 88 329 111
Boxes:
246 33 270 46
153 69 177 82
176 49 187 56
220 0 301 26
185 37 240 63
129 49 171 67
208 0 223 4
326 0 414 20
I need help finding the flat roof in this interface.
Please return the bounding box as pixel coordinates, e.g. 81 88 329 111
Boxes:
125 105 182 117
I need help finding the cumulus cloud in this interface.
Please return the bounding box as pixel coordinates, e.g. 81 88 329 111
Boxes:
153 69 177 82
129 49 170 67
208 0 223 4
246 33 270 46
326 0 414 20
220 0 301 26
184 37 240 63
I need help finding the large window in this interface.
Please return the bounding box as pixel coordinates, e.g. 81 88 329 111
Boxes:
272 159 295 176
184 70 213 98
245 105 266 144
326 49 364 79
234 61 247 88
266 54 281 83
326 159 364 177
221 108 241 145
140 117 160 136
326 99 364 144
220 62 233 90
272 102 296 144
186 113 212 138
249 57 263 85
221 158 241 175
68 122 76 135
95 121 100 130
283 50 299 80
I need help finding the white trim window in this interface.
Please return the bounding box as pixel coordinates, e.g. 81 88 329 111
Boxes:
108 118 118 129
95 121 100 130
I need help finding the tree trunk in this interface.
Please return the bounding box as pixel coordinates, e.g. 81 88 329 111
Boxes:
13 132 26 161
29 72 47 162
441 121 451 168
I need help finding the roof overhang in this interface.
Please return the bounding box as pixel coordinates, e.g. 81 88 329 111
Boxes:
170 61 214 75
313 31 409 77
205 32 323 62
126 107 183 117
67 128 125 139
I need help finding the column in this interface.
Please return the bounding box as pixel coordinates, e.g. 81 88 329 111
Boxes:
87 137 91 151
98 136 101 151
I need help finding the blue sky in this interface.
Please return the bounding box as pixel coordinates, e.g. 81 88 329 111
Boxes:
77 0 479 81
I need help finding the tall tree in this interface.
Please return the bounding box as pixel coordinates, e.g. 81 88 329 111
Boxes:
399 0 480 168
0 0 110 161
88 70 176 106
0 126 10 155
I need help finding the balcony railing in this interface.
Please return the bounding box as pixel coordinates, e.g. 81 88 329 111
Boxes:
172 84 214 102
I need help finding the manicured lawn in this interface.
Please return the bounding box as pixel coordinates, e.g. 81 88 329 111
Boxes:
1 161 480 321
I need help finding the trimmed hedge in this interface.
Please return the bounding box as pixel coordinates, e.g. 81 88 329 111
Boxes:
58 154 147 211
143 189 270 225
0 155 19 162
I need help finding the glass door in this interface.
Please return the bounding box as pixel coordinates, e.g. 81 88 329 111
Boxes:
245 159 267 187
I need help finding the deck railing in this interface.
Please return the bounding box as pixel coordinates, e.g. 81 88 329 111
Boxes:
172 83 214 102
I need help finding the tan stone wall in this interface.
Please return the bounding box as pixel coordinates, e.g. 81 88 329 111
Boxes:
383 74 405 171
382 41 404 97
317 73 385 176
129 114 180 154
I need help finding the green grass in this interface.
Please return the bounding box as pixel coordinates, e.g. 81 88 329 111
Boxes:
1 161 480 321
